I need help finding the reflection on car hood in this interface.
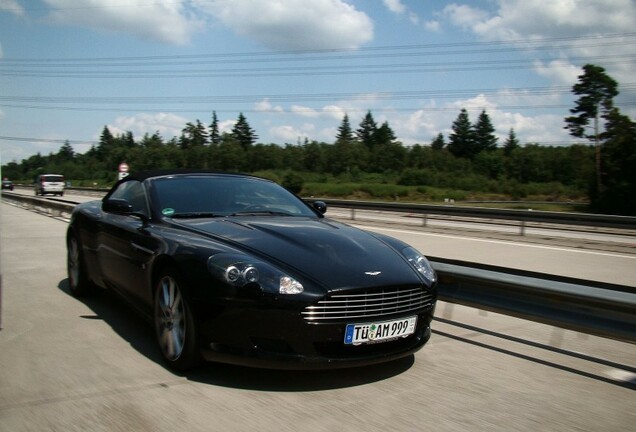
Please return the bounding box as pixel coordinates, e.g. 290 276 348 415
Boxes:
178 217 421 290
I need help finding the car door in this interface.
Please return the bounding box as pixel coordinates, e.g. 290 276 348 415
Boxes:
97 180 159 309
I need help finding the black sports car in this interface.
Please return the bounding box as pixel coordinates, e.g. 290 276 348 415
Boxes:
67 170 437 371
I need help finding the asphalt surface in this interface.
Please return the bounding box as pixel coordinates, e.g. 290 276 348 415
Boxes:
0 202 635 432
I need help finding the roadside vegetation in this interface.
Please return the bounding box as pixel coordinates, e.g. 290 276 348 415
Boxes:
3 64 634 215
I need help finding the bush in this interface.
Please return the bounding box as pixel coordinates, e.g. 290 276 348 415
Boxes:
282 172 304 194
398 169 434 186
360 184 410 200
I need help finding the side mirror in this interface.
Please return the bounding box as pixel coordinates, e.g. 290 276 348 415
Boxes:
312 201 327 214
103 198 149 224
103 198 134 214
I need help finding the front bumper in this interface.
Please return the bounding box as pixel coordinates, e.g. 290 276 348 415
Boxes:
196 304 435 370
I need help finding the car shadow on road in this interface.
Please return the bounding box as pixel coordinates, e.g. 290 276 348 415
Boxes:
188 355 415 392
57 279 415 392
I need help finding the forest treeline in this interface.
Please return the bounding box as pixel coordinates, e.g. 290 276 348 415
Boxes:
3 64 635 215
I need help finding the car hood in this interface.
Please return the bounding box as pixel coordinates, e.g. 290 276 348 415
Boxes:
176 216 422 290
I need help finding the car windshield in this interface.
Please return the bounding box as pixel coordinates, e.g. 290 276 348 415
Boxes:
43 175 64 182
150 175 318 218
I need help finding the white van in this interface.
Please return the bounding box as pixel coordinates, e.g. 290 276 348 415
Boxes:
34 174 65 196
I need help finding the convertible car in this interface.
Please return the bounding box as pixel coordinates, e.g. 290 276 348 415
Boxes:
67 170 437 371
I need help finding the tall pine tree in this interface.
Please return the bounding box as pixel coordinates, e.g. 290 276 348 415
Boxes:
447 109 476 159
503 128 519 156
335 114 354 144
232 113 258 150
565 64 619 195
474 110 498 152
431 133 445 150
209 111 221 145
356 111 378 150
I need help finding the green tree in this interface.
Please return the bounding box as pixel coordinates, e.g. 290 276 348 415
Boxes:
181 120 208 149
56 141 75 162
474 110 498 152
374 121 397 146
431 133 445 150
503 128 519 156
594 109 636 215
209 111 221 145
356 111 378 150
232 112 258 150
96 126 115 162
474 149 505 180
370 121 403 172
335 114 354 144
447 109 477 159
215 134 247 171
302 141 328 172
506 144 551 183
565 64 619 194
140 132 164 149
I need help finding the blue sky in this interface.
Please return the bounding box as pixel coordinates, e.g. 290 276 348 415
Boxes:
1 0 635 165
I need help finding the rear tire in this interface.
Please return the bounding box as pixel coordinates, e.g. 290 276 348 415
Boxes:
154 269 201 371
67 233 93 297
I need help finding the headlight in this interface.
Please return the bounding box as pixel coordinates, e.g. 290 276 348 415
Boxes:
402 247 437 285
208 253 304 294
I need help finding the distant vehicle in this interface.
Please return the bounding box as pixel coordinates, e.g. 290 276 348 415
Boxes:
66 170 438 371
1 179 14 190
34 174 65 196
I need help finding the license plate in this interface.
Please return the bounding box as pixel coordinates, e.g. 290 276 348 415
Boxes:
344 316 417 345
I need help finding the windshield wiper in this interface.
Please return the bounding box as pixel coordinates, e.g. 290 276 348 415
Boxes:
229 210 293 217
170 212 221 218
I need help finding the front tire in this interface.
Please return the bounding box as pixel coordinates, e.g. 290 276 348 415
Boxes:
67 232 93 297
154 269 201 371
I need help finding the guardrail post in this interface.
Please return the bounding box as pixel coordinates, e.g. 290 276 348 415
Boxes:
520 220 526 236
422 214 428 227
351 209 356 220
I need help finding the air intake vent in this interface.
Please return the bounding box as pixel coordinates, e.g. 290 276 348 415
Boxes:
302 286 433 322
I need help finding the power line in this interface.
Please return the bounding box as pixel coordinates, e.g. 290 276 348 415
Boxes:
2 56 634 79
1 84 635 108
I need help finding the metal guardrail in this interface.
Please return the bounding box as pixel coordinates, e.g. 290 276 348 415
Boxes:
12 185 636 233
316 198 636 234
431 258 636 343
1 192 76 219
2 191 635 343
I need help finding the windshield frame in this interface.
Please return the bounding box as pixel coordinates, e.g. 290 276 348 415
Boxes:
147 174 320 219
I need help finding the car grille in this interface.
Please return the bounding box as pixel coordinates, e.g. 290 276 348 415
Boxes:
302 286 434 323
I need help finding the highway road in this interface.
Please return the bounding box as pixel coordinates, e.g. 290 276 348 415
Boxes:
0 199 635 431
8 187 636 286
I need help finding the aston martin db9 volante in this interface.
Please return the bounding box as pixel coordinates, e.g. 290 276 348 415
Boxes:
67 170 437 371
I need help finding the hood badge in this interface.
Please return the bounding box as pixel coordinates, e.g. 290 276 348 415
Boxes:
365 271 382 276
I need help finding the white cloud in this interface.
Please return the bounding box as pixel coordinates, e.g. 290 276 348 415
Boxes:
383 0 420 25
374 92 572 147
291 105 320 118
424 20 440 32
0 0 24 16
441 0 636 85
106 112 188 139
269 124 313 143
320 105 347 120
382 0 406 15
43 0 204 45
533 60 582 86
254 99 284 113
442 4 490 31
443 0 636 39
195 0 373 50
